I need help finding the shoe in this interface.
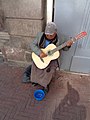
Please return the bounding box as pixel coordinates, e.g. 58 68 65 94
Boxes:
32 82 38 86
43 86 49 94
22 73 31 83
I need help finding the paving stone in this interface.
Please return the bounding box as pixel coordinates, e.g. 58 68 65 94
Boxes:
0 63 90 120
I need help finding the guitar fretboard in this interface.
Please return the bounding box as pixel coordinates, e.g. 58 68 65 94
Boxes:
50 38 75 54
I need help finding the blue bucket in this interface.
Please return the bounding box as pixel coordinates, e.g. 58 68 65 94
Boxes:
34 89 45 101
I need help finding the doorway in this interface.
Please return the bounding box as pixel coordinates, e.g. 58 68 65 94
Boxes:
54 0 90 73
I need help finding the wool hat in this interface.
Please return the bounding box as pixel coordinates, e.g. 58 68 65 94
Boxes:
45 22 57 35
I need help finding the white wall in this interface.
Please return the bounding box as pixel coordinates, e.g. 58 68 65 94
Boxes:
47 0 53 23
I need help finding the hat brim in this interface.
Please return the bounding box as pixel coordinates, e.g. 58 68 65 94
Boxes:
45 32 54 35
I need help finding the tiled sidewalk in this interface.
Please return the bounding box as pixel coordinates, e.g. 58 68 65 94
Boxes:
0 63 90 120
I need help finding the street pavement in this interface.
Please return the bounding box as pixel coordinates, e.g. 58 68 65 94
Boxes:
0 63 90 120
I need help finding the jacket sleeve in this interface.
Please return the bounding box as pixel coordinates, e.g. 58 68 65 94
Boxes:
30 33 42 56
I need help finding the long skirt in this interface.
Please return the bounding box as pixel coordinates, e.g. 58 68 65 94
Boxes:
31 60 58 88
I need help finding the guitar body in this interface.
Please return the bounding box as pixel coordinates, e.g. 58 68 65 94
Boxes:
32 44 60 69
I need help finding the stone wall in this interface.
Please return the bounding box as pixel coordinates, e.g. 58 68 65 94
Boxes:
0 0 46 67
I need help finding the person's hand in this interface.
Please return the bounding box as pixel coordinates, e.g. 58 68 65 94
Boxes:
66 40 73 47
40 51 47 58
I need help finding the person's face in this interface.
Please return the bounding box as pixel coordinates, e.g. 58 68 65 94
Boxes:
45 32 56 40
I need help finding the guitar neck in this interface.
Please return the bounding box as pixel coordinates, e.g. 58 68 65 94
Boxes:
51 38 75 54
48 31 87 55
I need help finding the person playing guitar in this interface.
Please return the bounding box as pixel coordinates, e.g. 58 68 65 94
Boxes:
22 22 86 93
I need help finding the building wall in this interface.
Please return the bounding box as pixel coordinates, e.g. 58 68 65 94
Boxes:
0 0 46 66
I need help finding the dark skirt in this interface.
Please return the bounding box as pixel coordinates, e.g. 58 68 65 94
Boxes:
31 60 58 87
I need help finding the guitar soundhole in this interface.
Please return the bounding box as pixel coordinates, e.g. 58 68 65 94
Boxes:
47 51 52 56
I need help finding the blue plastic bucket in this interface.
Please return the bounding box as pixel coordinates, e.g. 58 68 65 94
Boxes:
34 89 45 101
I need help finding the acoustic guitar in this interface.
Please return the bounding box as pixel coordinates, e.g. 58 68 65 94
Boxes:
32 31 87 69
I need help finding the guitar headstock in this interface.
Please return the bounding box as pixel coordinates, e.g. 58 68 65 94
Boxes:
75 31 87 40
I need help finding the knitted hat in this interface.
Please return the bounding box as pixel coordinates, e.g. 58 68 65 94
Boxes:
45 22 57 35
